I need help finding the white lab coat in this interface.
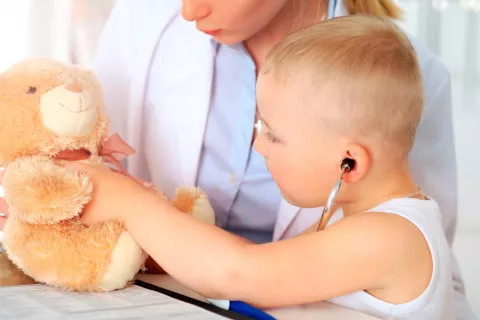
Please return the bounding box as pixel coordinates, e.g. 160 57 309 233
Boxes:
91 1 475 319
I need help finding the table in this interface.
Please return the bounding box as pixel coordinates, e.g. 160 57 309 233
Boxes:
136 273 379 320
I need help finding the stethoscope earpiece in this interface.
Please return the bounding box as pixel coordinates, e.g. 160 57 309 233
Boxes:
341 158 355 173
317 158 355 231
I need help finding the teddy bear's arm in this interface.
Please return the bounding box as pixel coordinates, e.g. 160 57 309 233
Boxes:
2 157 93 224
171 187 215 225
139 188 215 275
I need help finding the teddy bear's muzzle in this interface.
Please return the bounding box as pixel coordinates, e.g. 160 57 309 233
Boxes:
40 83 98 137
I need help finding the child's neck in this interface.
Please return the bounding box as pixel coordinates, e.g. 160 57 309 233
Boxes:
340 163 420 217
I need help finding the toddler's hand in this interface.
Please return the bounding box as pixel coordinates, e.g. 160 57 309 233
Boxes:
63 162 157 226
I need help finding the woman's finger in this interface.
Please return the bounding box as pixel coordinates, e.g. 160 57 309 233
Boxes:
0 197 8 217
0 216 6 230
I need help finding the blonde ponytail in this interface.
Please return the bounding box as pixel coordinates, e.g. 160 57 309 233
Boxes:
343 0 404 19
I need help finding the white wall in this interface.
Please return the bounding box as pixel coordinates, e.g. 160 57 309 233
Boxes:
0 0 478 317
0 0 30 72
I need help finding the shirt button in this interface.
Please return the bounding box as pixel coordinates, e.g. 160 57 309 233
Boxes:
228 172 237 184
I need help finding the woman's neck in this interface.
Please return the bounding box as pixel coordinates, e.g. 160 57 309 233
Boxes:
340 162 421 217
244 0 328 70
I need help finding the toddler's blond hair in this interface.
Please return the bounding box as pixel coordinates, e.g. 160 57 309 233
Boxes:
262 14 423 158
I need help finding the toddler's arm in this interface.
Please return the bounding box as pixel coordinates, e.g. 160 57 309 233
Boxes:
125 195 431 308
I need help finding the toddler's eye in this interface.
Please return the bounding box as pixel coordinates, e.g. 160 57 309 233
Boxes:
265 132 280 143
27 86 37 94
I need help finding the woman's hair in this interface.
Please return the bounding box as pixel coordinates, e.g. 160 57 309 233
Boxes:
344 0 404 19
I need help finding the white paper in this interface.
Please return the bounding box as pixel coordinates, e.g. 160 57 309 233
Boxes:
0 284 228 319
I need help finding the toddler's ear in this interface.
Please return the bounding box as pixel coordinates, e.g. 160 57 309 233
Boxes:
341 144 371 183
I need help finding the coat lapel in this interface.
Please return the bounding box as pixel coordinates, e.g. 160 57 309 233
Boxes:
126 3 181 180
127 4 216 193
170 35 217 188
150 20 216 191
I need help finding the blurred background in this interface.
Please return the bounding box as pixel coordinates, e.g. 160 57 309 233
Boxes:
0 0 478 316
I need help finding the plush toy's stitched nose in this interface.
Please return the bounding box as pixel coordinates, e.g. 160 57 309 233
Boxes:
40 84 97 137
65 82 82 93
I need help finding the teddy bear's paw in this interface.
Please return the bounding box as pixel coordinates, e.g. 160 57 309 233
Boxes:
3 157 93 224
170 187 202 212
191 192 215 225
171 187 215 225
171 187 197 214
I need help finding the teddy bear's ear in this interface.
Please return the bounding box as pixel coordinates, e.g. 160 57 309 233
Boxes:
73 65 101 89
71 64 92 76
75 66 93 77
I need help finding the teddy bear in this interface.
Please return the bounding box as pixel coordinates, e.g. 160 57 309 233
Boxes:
0 58 215 291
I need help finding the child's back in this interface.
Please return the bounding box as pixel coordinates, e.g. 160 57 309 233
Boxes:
326 196 454 319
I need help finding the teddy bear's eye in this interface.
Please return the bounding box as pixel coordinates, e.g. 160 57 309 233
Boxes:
27 86 37 94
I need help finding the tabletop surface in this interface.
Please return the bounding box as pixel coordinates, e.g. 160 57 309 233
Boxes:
135 273 379 320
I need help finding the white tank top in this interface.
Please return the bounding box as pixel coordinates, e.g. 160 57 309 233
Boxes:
326 197 455 320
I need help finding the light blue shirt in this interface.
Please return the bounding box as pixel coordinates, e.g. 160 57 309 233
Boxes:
196 43 282 244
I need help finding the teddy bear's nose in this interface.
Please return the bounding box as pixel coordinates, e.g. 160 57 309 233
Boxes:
65 82 82 93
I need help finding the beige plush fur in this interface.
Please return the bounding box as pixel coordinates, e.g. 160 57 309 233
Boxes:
0 58 215 291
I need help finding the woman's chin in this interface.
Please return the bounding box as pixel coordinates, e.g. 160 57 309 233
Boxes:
200 30 249 46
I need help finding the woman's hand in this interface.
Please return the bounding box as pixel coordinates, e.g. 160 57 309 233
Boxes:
63 162 157 226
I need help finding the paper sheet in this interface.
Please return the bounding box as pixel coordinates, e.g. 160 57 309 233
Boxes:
0 283 228 319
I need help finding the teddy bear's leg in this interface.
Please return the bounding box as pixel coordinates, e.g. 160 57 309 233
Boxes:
12 220 146 292
171 187 215 225
97 228 148 292
0 252 36 286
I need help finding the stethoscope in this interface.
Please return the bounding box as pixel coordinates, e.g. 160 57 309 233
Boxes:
316 158 354 231
255 117 424 232
314 159 424 231
255 118 355 231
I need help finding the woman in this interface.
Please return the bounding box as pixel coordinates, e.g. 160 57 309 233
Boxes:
6 0 474 317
